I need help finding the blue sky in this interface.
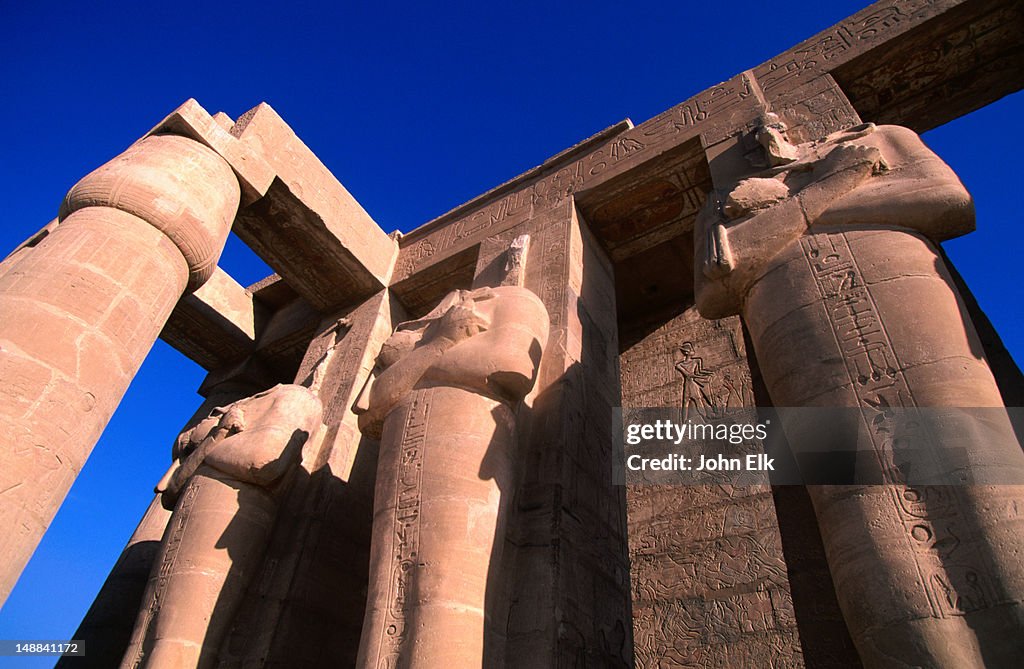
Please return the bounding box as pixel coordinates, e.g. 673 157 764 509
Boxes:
0 1 1021 663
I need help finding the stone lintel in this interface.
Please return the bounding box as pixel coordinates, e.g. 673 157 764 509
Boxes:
145 98 275 205
160 268 322 380
399 119 634 247
254 294 321 377
231 103 398 312
392 119 634 283
197 357 280 398
160 267 266 371
829 0 1024 132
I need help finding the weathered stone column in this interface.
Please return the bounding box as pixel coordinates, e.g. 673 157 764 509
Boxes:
470 204 633 667
0 132 240 606
696 121 1024 667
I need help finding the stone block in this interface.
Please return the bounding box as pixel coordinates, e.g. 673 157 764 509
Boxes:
232 103 397 311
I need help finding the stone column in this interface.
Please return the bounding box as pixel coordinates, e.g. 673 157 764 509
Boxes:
219 290 403 668
696 121 1024 667
0 132 240 606
121 384 322 669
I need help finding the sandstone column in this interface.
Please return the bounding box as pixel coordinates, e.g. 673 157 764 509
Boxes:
696 121 1024 667
0 132 241 606
354 281 549 668
219 289 404 668
467 205 633 667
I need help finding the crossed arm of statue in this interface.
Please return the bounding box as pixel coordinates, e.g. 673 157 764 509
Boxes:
156 384 322 508
696 122 974 318
356 286 548 439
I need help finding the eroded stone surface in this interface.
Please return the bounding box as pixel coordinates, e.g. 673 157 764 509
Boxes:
355 282 549 668
121 384 322 669
696 120 1024 668
621 307 805 669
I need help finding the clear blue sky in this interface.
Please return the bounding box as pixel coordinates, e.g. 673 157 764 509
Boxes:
0 1 1021 663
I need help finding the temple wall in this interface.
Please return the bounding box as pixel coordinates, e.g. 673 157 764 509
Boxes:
620 307 803 668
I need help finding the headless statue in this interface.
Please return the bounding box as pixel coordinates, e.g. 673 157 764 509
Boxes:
121 383 322 669
355 283 548 668
695 118 1024 667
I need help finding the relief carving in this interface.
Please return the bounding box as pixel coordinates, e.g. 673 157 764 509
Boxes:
622 308 802 668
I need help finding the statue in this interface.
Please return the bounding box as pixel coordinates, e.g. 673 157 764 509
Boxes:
694 118 1024 667
354 281 549 668
121 383 323 669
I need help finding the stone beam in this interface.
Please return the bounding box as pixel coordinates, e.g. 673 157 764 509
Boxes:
231 104 398 312
829 0 1024 132
159 267 266 370
392 120 634 282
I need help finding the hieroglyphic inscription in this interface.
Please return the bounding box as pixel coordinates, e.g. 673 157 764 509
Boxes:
376 389 430 667
529 214 573 385
800 231 995 618
637 76 755 145
770 74 862 145
122 478 200 669
399 77 757 280
397 140 646 278
754 0 945 93
621 307 802 668
396 1 957 282
831 0 1023 132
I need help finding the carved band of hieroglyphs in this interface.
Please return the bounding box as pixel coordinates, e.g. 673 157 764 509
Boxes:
538 218 571 341
755 0 942 92
799 231 993 618
398 139 646 277
376 389 431 667
638 76 755 143
123 478 200 668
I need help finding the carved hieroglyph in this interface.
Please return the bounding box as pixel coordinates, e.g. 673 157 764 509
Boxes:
621 308 804 668
121 384 322 669
355 284 548 668
696 121 1024 668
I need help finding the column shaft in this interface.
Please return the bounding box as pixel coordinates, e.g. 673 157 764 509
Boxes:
0 133 239 605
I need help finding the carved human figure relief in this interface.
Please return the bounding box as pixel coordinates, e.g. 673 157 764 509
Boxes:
673 341 715 421
121 384 322 669
354 281 548 669
694 117 1024 668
